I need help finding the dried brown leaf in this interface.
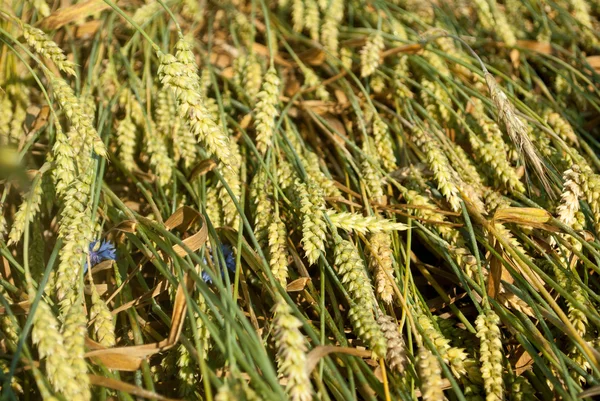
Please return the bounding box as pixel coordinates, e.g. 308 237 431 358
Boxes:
88 374 182 400
286 277 310 292
38 0 110 30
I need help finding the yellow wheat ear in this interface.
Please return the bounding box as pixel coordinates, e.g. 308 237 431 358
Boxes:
485 73 555 198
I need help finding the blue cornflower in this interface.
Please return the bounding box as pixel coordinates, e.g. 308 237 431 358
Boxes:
202 244 236 283
85 240 116 272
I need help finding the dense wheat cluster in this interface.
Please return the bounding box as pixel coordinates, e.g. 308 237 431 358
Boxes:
1 0 600 399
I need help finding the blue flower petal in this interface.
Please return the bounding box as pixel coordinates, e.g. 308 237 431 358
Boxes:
220 244 236 273
85 240 116 273
201 244 236 283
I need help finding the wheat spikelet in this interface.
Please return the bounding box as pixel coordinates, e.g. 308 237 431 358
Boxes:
277 155 296 190
218 141 242 227
0 318 18 352
199 68 212 96
578 166 600 233
421 79 451 123
50 77 107 162
556 167 582 228
145 121 173 187
151 348 176 383
0 288 19 351
411 127 462 211
371 115 396 172
447 140 483 188
370 74 386 94
402 188 458 243
303 151 341 198
552 263 588 340
0 93 12 140
206 184 224 228
132 0 165 25
285 127 304 154
436 36 471 78
155 87 197 168
304 0 320 41
422 50 450 77
9 101 27 142
472 0 494 30
0 205 7 241
157 41 237 169
31 300 80 399
5 84 29 143
52 126 76 196
61 298 91 400
361 147 385 203
292 0 304 32
327 211 407 233
340 47 352 70
408 0 434 23
469 132 524 194
27 0 50 16
320 0 343 56
545 111 578 146
8 171 43 246
55 169 94 304
178 344 198 398
297 180 326 265
483 187 512 213
215 383 234 401
510 375 535 401
98 60 118 100
475 310 504 401
119 87 145 126
368 233 396 304
470 99 524 193
491 3 516 46
334 237 387 358
416 310 469 378
440 141 487 212
360 33 384 78
115 117 137 171
174 35 198 76
418 346 445 401
230 375 262 401
0 359 23 395
377 315 407 373
387 17 407 43
193 292 212 359
485 73 552 196
568 0 598 46
348 304 388 359
554 74 572 99
243 54 263 101
302 67 330 101
90 285 115 347
232 55 246 94
233 12 253 49
251 170 274 247
21 23 76 75
81 92 96 121
254 66 280 154
181 0 202 22
334 237 376 308
493 222 529 260
269 215 290 286
273 297 313 401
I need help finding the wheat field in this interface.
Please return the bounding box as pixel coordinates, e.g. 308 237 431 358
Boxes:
1 0 600 400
